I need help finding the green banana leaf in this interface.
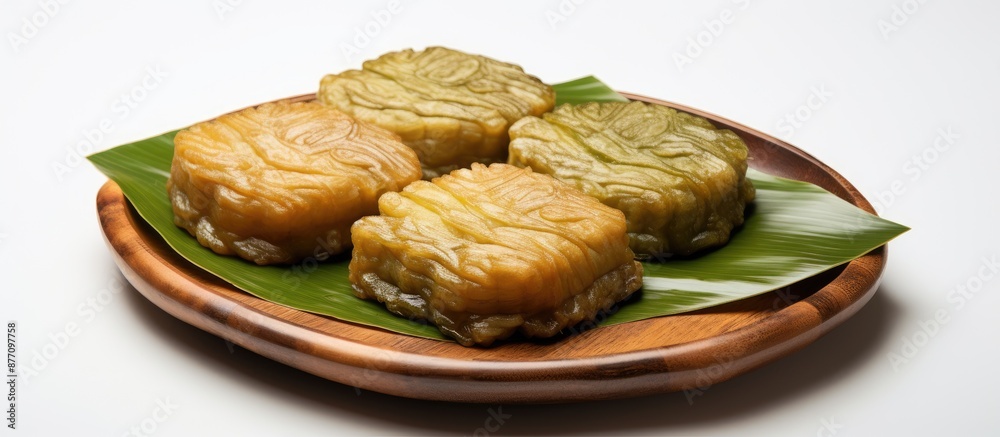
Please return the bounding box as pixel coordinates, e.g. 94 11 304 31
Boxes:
88 77 908 341
548 75 630 105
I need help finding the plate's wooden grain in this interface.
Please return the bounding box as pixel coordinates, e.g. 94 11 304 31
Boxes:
97 92 886 403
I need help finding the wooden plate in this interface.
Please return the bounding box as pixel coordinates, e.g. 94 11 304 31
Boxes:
97 92 886 403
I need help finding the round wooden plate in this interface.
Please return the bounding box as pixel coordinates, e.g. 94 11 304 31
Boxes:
97 92 886 404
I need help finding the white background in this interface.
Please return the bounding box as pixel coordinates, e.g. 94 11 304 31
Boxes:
2 0 998 435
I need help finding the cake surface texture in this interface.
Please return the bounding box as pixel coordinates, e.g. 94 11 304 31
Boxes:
167 100 422 265
508 101 755 257
349 163 643 346
319 47 555 179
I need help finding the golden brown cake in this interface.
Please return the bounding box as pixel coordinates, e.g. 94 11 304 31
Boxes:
319 47 555 179
349 163 643 346
167 101 422 265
